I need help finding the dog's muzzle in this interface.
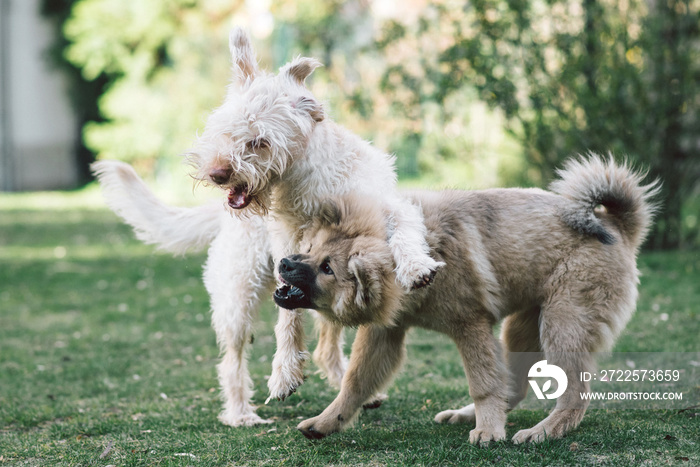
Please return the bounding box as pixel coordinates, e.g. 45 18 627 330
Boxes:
208 167 252 209
274 256 315 310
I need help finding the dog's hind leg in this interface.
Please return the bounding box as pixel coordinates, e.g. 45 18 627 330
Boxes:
501 310 544 411
207 217 275 427
512 298 599 443
511 351 592 443
512 251 639 443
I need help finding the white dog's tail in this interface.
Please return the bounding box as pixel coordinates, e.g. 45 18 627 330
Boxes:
91 160 223 255
550 153 660 250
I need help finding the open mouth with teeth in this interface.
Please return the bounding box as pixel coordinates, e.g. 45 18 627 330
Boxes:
227 184 252 209
273 278 313 310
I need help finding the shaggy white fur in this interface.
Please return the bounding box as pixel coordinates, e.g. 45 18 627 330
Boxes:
92 29 442 427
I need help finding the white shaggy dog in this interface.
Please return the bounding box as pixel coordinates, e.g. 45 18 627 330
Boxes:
92 29 441 427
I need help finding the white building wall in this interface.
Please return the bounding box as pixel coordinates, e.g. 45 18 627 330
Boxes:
0 0 78 191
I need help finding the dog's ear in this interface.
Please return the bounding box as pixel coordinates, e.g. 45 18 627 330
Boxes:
347 249 402 326
282 57 322 85
293 96 325 122
348 254 381 311
282 57 325 121
229 28 259 84
319 199 342 226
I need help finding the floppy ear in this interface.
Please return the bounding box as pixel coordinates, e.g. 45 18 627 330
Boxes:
282 57 322 85
229 28 259 84
348 254 382 311
319 199 342 226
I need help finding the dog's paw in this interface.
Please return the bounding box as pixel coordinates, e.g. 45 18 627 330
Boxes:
434 404 476 424
469 427 506 446
412 269 437 289
512 427 548 444
297 417 328 440
267 350 308 402
266 377 304 403
266 370 306 403
297 415 341 440
396 258 446 291
512 410 580 443
362 393 388 410
218 411 273 427
512 422 566 444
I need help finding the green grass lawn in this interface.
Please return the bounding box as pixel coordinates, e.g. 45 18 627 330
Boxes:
1 191 698 466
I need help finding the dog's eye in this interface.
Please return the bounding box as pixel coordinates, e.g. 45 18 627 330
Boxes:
319 259 334 275
246 138 270 151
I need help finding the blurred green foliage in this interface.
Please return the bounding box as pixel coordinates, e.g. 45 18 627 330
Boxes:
42 0 698 248
375 0 700 248
59 0 241 175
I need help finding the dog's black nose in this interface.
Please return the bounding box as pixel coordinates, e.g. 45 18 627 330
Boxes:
209 167 233 185
279 257 297 273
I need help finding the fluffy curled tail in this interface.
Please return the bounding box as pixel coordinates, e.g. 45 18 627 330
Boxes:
550 154 660 249
91 160 223 255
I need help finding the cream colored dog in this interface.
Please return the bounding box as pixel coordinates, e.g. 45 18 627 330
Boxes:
92 29 441 427
274 156 658 443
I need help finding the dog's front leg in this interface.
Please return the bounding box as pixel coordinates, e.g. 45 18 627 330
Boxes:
388 199 445 290
311 315 348 388
313 316 388 408
297 325 406 439
446 311 545 424
267 307 309 402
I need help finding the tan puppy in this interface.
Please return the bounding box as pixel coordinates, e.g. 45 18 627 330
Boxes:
273 155 658 444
